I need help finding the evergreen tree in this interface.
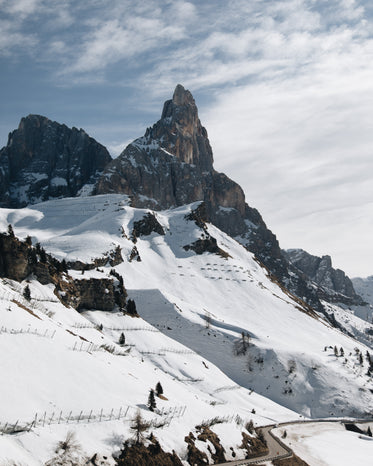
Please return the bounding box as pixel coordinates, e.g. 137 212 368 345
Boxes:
23 284 31 301
119 332 125 345
28 249 38 265
155 382 163 396
148 389 157 412
246 420 254 434
7 224 14 237
61 259 68 273
257 429 267 446
127 299 137 315
367 426 372 437
25 235 32 246
340 347 344 357
334 346 339 357
359 353 364 365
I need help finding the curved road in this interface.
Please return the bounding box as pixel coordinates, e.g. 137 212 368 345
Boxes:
217 425 291 465
216 418 373 465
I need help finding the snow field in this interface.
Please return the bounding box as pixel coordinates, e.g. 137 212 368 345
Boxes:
1 194 373 463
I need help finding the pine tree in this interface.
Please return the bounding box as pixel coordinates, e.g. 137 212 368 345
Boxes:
119 332 125 345
148 389 157 412
61 259 68 273
334 346 339 357
127 299 137 315
25 235 32 246
340 347 344 357
367 426 372 437
155 382 163 396
23 284 31 301
257 429 267 446
246 420 254 434
359 353 363 365
7 224 14 237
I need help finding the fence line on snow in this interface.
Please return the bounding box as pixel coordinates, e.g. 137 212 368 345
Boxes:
0 404 187 435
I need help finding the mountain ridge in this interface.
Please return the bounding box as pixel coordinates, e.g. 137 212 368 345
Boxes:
0 85 368 326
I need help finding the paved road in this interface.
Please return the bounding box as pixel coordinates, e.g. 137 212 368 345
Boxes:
216 418 373 465
216 425 291 465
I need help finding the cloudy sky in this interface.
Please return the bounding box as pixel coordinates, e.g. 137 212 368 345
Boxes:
1 0 372 277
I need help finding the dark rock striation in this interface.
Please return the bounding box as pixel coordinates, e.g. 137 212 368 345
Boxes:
0 114 111 207
284 249 363 305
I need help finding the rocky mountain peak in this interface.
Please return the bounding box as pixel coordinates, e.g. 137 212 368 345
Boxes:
143 84 213 171
162 83 196 115
0 114 112 208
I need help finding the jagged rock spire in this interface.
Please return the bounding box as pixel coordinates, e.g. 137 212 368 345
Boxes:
146 84 214 171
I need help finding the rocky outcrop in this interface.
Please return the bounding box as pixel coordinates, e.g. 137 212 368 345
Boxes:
183 237 230 258
0 229 127 312
0 231 63 284
57 277 127 312
0 114 111 207
131 212 165 241
284 249 363 305
66 246 123 271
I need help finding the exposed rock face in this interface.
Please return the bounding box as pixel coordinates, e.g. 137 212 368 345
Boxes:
0 233 32 281
131 212 165 241
66 246 123 271
0 114 111 207
284 249 363 305
95 85 322 310
183 237 230 258
0 230 126 312
64 277 126 312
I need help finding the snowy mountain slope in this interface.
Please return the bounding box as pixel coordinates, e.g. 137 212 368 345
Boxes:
2 194 373 427
0 269 294 464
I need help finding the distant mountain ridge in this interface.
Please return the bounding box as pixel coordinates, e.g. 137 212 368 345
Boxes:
284 248 364 306
0 114 111 207
352 275 373 307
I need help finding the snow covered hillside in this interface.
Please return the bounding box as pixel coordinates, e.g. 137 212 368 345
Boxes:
1 194 373 463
